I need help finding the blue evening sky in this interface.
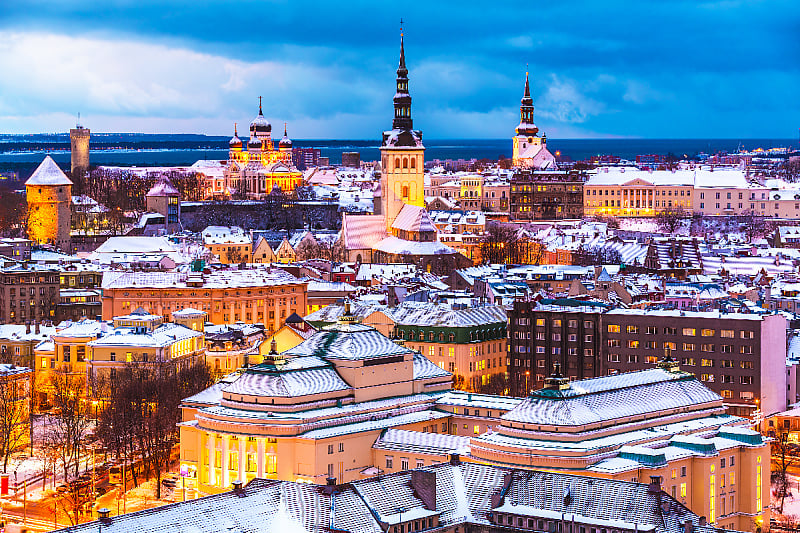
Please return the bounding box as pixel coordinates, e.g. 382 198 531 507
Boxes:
0 0 798 139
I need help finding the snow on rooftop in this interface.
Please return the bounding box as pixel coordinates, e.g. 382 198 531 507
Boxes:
25 156 73 186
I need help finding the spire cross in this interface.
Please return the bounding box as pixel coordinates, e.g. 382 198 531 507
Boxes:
400 18 404 36
234 122 238 136
258 96 263 114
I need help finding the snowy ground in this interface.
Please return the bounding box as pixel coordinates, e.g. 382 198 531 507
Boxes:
772 473 800 521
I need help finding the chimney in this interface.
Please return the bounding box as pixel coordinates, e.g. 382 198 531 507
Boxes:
35 321 40 334
232 479 244 494
98 507 112 523
449 453 461 466
698 517 707 527
648 475 662 494
411 470 437 510
683 520 693 533
25 322 30 334
323 476 337 495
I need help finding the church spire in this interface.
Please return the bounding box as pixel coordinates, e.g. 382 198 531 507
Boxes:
516 69 538 136
392 19 413 131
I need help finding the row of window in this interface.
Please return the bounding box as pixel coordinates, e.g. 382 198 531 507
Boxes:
607 325 754 338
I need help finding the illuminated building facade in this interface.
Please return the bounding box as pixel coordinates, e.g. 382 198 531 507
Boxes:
223 102 303 198
100 267 307 333
25 156 73 250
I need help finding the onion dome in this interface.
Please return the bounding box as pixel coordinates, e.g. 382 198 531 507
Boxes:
250 96 272 135
229 123 242 148
248 136 262 149
279 123 292 149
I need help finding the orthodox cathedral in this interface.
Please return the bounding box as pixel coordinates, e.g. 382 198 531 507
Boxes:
339 31 470 273
222 100 303 198
511 72 557 170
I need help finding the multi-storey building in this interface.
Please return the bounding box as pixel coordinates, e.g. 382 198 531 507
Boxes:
510 170 584 220
508 298 607 395
53 460 744 533
100 267 307 332
178 313 452 492
481 178 510 213
584 168 694 217
87 309 205 388
0 263 60 325
392 302 507 391
467 363 769 532
601 309 786 417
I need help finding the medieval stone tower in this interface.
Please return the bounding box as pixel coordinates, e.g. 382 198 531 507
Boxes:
26 156 73 250
70 121 90 176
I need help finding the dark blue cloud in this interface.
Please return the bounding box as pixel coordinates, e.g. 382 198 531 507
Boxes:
0 0 798 137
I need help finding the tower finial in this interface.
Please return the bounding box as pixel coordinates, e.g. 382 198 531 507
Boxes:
258 96 263 115
234 122 238 136
284 122 288 136
524 69 531 98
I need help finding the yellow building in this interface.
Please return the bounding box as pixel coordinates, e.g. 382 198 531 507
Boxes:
87 309 205 386
178 312 452 493
202 226 252 264
25 156 73 250
584 168 694 217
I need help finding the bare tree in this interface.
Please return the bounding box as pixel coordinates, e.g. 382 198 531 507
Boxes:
480 222 543 265
96 360 212 499
773 431 798 514
48 371 92 481
0 374 31 472
655 206 688 234
738 210 771 243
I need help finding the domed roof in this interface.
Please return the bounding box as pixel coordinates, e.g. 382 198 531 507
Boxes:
248 136 262 148
229 124 242 148
279 123 292 148
250 97 271 134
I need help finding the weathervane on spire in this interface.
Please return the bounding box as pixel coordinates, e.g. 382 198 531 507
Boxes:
400 17 404 37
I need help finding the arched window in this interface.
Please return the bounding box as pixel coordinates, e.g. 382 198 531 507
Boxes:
402 186 409 199
439 332 444 342
410 331 415 340
403 157 408 168
399 330 405 339
429 332 435 341
449 333 455 342
395 157 400 168
410 157 416 169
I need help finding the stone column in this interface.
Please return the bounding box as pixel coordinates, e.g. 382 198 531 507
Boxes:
238 438 245 482
256 439 265 477
207 434 216 486
221 437 229 488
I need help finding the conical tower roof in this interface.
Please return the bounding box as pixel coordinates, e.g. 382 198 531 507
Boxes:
26 156 73 186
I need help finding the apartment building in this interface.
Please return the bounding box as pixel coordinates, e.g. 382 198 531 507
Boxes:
508 298 606 395
0 263 60 325
392 302 508 391
510 170 584 220
601 309 786 417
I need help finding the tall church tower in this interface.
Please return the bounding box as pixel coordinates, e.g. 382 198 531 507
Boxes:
379 26 425 232
512 71 549 167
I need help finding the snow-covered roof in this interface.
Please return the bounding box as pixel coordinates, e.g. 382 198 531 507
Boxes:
391 205 437 233
373 236 454 256
502 368 722 427
391 302 506 328
25 156 72 186
283 322 412 361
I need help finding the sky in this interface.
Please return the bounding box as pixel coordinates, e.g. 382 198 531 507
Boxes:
0 0 798 139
